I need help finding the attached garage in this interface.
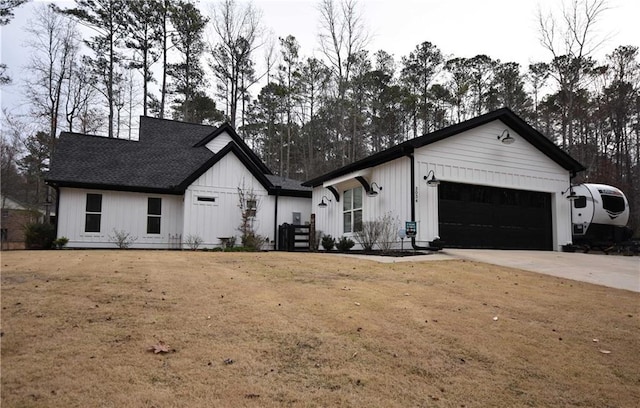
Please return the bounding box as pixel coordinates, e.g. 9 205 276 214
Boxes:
438 182 552 250
305 108 586 252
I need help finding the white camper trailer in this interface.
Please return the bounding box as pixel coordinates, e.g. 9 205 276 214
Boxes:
570 183 632 249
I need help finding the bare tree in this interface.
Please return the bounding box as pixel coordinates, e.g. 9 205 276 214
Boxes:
60 0 129 138
0 0 30 84
538 0 609 148
64 59 101 133
317 0 368 164
0 110 27 203
208 0 262 128
23 4 79 155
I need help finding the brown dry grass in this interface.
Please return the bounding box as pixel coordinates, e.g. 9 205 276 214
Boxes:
1 250 638 407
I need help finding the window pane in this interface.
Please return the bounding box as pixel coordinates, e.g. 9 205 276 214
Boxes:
601 195 625 213
343 189 352 211
353 186 363 209
148 198 162 215
147 216 161 234
354 209 363 232
343 212 352 233
573 196 587 209
86 194 102 212
85 214 101 232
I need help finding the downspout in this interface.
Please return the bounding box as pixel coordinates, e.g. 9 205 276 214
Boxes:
409 153 439 251
273 186 281 250
54 186 61 239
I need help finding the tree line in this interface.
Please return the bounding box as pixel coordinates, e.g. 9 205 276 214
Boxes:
1 0 638 232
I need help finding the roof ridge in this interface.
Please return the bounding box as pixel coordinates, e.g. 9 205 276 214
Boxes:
139 115 220 129
59 132 138 142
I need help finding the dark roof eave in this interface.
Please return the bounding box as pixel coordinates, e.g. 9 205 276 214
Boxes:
194 123 273 175
45 180 184 195
303 144 414 187
303 108 585 187
268 188 312 198
177 142 274 192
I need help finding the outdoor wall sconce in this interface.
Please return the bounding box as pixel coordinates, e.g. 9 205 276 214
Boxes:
318 195 332 207
562 186 578 201
366 182 383 197
497 129 515 145
424 170 440 187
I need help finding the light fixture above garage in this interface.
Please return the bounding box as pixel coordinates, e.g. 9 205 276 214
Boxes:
318 195 332 207
367 182 383 197
497 129 515 145
562 186 579 201
424 170 440 187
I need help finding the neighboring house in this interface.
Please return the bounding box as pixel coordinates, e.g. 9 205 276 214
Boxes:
304 108 585 251
0 195 45 250
45 117 312 249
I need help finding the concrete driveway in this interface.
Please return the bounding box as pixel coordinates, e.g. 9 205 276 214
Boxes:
337 250 639 292
443 249 640 293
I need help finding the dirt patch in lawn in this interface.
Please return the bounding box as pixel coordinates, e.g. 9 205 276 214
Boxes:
1 250 638 407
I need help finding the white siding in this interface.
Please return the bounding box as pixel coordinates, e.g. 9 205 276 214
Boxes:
313 156 412 250
56 188 183 248
414 121 572 250
204 132 233 153
184 152 275 248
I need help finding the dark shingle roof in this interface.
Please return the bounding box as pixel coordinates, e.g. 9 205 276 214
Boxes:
46 117 310 197
304 107 586 187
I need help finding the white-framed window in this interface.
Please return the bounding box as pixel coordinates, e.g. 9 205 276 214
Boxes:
246 199 257 217
343 186 363 233
147 197 162 234
197 196 217 203
85 193 102 233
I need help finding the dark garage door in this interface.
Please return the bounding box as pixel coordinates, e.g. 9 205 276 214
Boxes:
438 182 552 250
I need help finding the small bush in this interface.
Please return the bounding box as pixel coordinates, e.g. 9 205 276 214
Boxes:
241 233 266 251
336 236 355 252
53 237 69 249
185 234 204 250
321 235 335 251
378 212 400 253
354 221 383 251
108 229 138 249
24 222 56 249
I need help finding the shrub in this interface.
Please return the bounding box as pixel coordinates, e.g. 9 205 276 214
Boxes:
185 234 204 250
108 229 138 249
53 237 69 249
354 221 383 252
242 233 266 251
378 212 400 253
336 236 355 252
321 235 335 251
24 222 55 249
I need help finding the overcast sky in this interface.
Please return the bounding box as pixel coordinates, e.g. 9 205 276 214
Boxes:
1 0 639 119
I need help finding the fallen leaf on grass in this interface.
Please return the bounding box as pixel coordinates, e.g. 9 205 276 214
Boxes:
147 341 172 354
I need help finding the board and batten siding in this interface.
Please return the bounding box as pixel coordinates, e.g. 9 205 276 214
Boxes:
204 132 233 154
313 156 411 250
183 152 312 249
56 187 183 248
414 120 572 250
